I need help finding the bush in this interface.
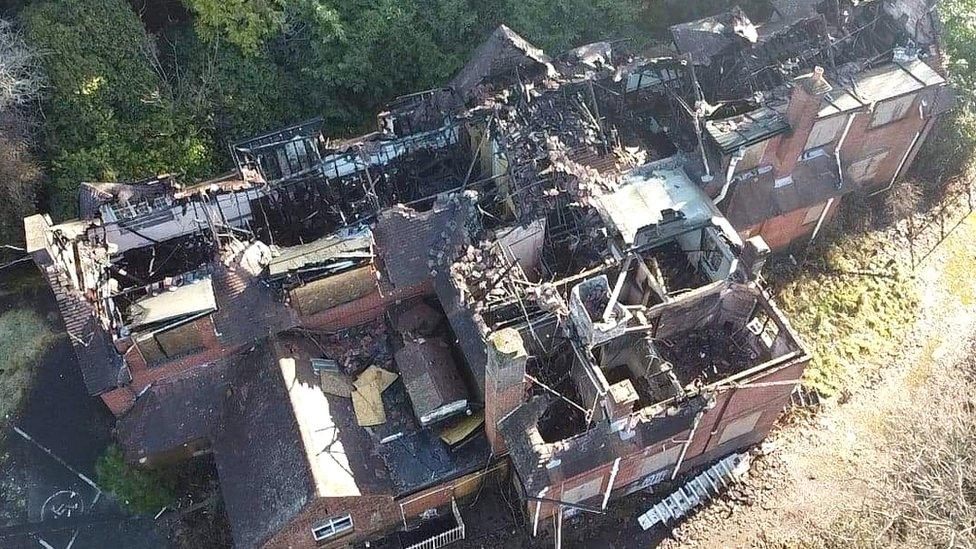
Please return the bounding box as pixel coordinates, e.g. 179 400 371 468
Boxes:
95 444 176 515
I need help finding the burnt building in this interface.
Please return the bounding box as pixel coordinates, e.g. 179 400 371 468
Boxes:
23 1 947 547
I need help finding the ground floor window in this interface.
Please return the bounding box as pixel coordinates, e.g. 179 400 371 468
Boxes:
312 514 353 542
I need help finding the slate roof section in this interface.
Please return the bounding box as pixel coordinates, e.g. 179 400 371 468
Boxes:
117 362 230 462
373 194 475 291
211 264 299 348
819 59 947 117
434 271 489 398
213 342 315 549
448 25 553 97
705 107 791 154
46 267 124 395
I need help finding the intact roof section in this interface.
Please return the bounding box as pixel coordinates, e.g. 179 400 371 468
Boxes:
819 59 947 117
395 338 469 424
75 319 126 395
117 361 230 462
213 342 315 549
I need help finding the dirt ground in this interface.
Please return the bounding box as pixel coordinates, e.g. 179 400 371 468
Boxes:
660 211 976 548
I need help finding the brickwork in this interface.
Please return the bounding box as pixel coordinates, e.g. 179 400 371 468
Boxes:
529 357 808 525
262 463 506 548
484 329 528 453
101 386 137 415
727 68 937 250
124 315 230 395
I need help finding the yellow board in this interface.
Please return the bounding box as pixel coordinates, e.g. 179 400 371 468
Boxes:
354 365 398 393
439 411 485 445
351 387 386 426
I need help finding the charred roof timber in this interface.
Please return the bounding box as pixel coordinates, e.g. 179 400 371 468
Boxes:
21 2 951 547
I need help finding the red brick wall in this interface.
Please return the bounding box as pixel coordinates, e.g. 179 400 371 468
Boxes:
263 495 399 549
742 196 841 252
125 316 234 396
840 96 930 193
101 386 137 416
300 280 432 332
529 357 808 524
262 464 506 548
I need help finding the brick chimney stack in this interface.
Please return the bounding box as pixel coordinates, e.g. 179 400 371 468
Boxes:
775 66 833 178
484 328 528 453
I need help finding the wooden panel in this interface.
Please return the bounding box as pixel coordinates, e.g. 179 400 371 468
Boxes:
291 267 377 316
155 321 205 358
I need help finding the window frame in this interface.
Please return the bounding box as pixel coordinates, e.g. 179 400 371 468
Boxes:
870 93 917 129
312 514 354 542
804 114 847 151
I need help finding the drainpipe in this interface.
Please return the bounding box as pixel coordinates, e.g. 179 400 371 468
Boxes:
808 196 836 245
834 112 857 189
533 487 549 537
601 458 621 510
714 146 746 206
671 408 706 480
870 128 923 196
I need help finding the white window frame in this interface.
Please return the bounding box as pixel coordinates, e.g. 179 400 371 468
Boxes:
312 514 353 542
870 94 916 128
805 114 847 151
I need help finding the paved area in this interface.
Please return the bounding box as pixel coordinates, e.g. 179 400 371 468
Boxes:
0 287 164 549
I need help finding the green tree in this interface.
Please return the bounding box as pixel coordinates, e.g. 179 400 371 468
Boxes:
168 26 293 158
182 0 286 55
20 0 212 219
95 444 175 514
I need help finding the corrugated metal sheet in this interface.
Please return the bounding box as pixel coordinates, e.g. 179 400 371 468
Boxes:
705 107 791 153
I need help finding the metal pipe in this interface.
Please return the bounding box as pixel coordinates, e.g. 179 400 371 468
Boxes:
671 409 705 480
834 112 857 189
601 458 621 510
808 196 836 245
714 147 746 205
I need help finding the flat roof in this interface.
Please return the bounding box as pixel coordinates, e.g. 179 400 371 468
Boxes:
819 59 946 117
594 162 717 246
266 227 372 277
130 276 217 330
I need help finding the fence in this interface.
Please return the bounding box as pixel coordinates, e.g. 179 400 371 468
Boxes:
905 177 975 269
404 499 466 549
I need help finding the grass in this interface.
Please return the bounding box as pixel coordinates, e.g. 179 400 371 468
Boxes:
0 307 56 427
774 231 919 399
95 444 176 515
